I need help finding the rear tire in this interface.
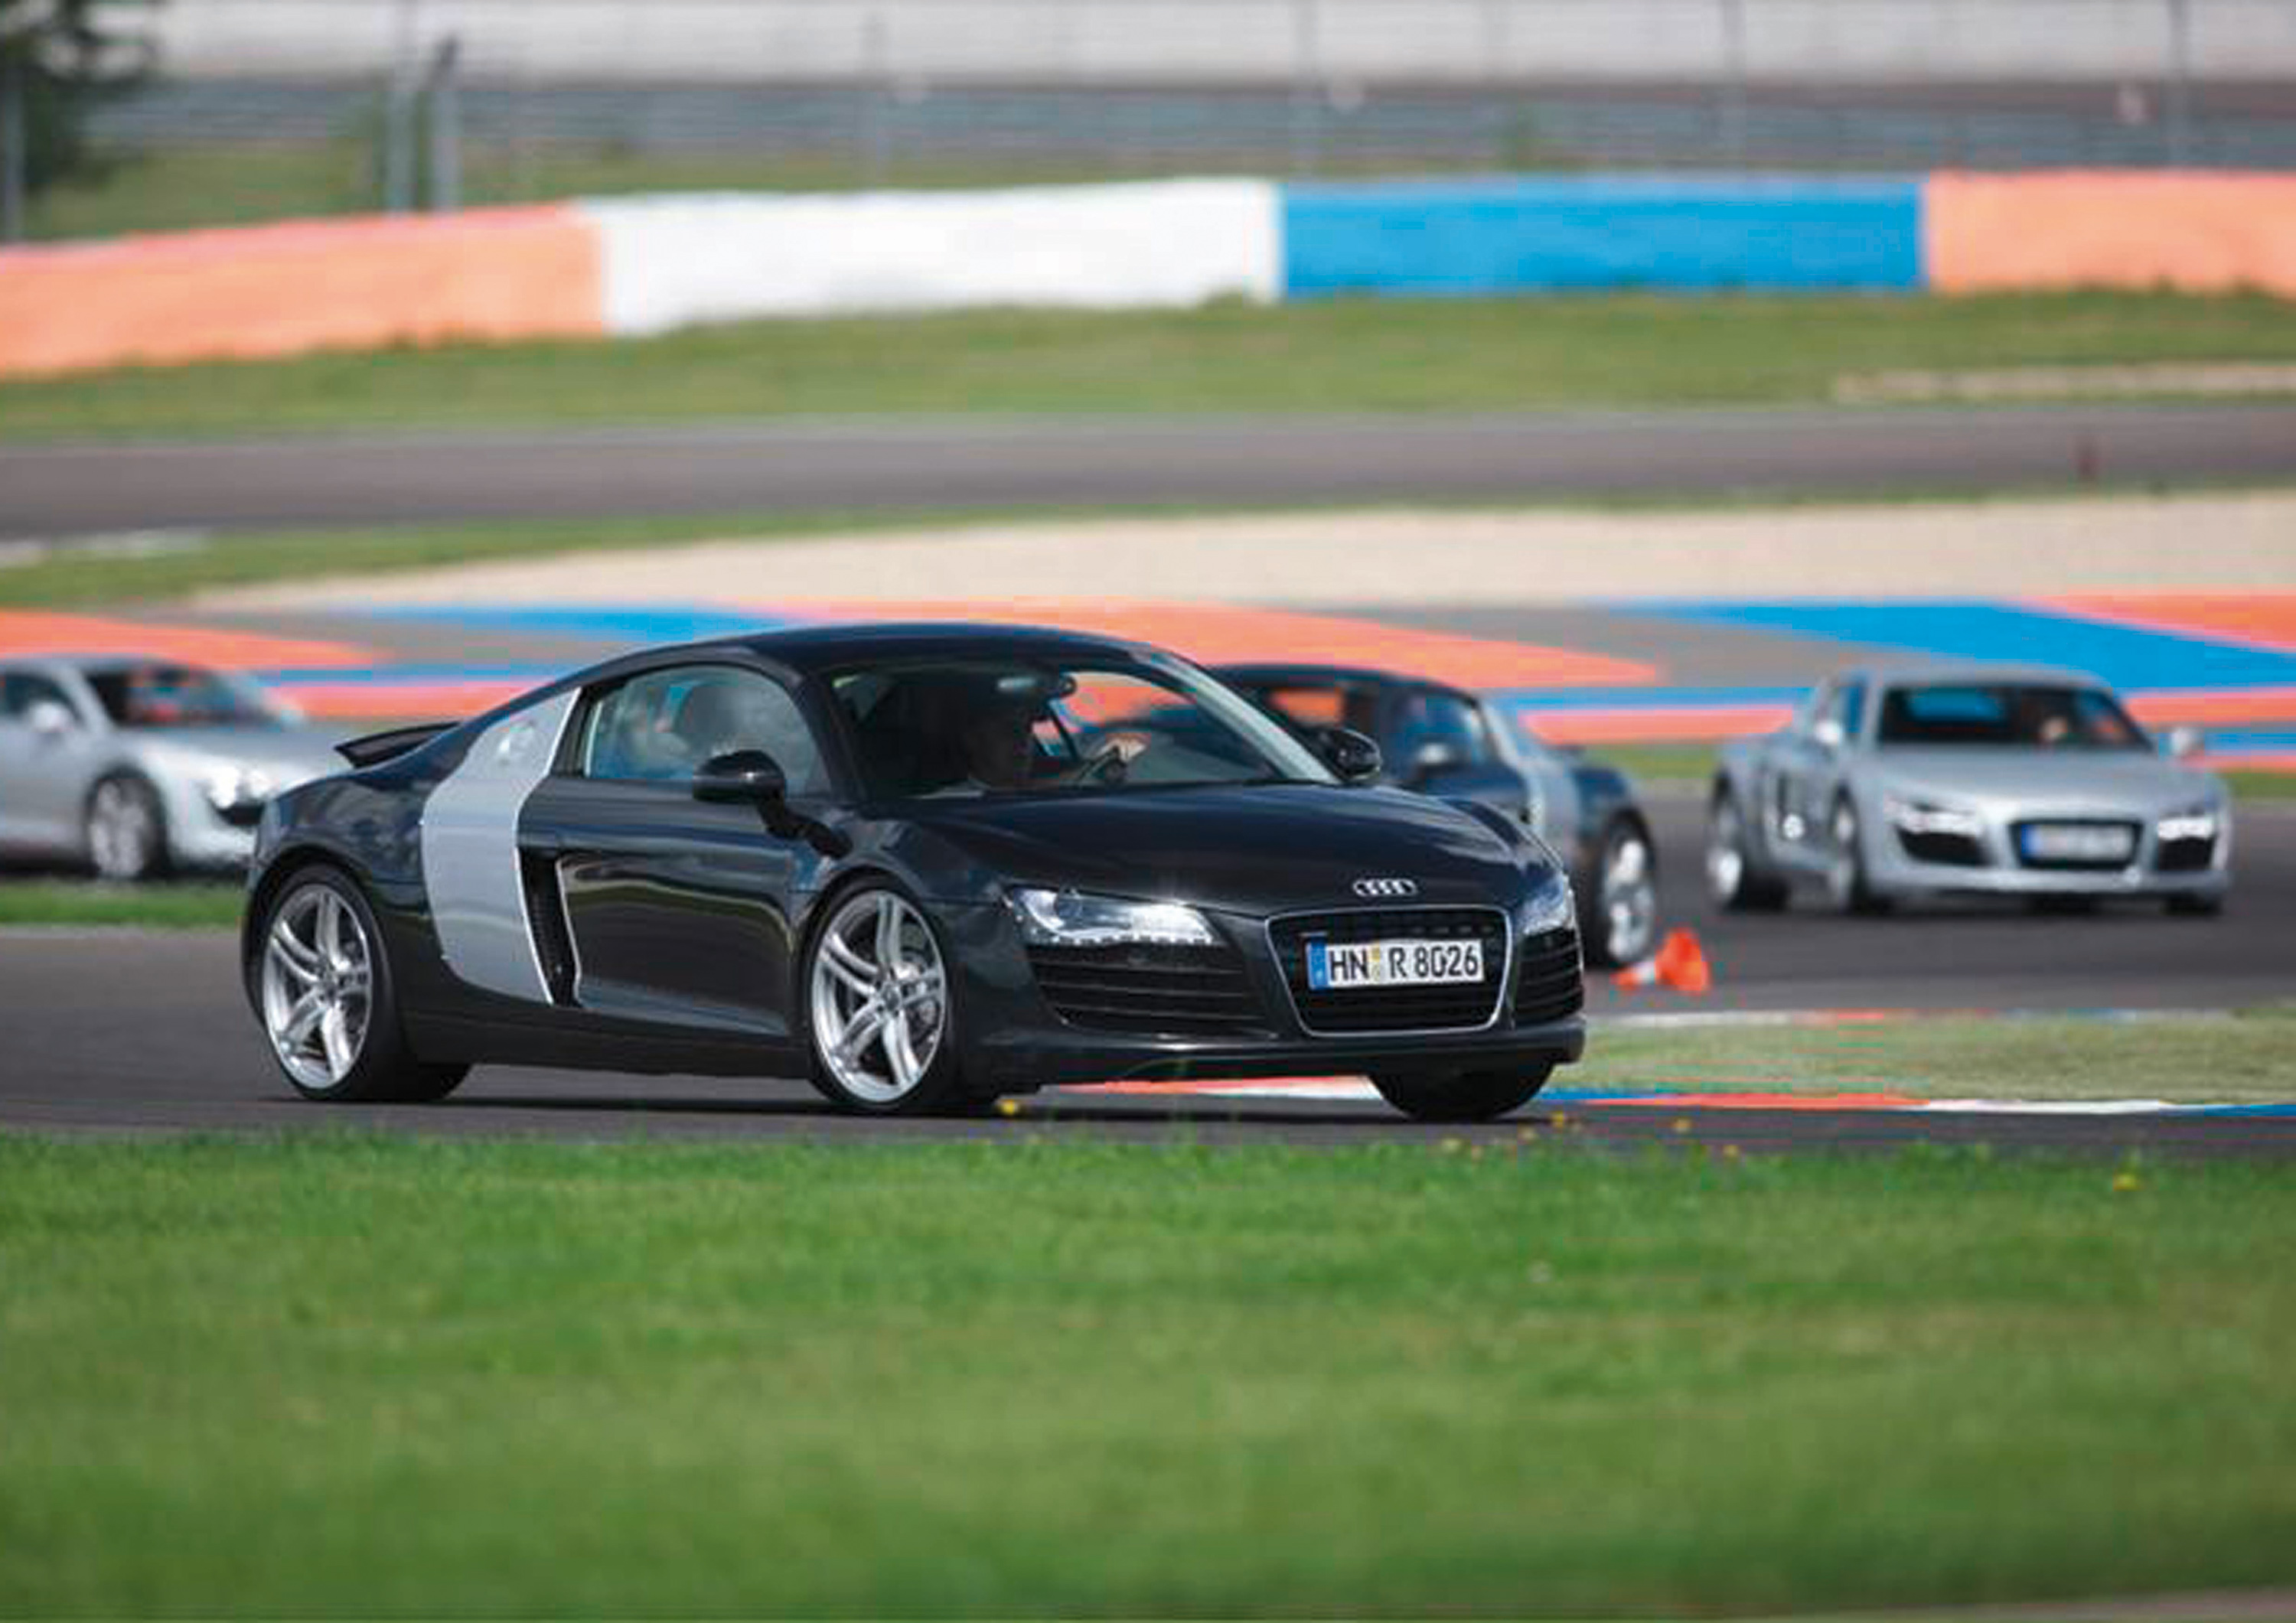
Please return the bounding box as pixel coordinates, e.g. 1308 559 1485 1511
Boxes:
85 774 168 882
252 865 467 1103
1582 820 1658 969
1707 790 1788 913
1372 1065 1553 1123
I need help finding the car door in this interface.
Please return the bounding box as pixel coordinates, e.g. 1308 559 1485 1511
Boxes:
0 669 103 853
517 661 836 1038
1384 686 1535 823
1765 677 1866 873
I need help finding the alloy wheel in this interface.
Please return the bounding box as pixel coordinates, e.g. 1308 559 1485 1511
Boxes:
1600 829 1658 965
809 890 949 1106
87 779 159 881
261 884 373 1091
1706 798 1746 904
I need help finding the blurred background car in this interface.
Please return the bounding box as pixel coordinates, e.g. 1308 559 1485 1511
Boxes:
0 657 342 879
1217 663 1659 967
1706 662 2232 917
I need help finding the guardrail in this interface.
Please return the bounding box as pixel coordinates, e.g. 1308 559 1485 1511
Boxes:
2 170 2290 378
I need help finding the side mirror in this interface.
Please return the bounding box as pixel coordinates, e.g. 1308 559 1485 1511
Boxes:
2163 725 2207 761
1317 726 1384 785
693 748 787 805
1812 718 1847 752
27 699 75 739
1405 738 1466 787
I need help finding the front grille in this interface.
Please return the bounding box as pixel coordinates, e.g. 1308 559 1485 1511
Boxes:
2013 819 2141 872
2156 834 2217 874
1268 907 1508 1036
1027 942 1264 1037
1896 828 1988 867
1512 927 1585 1027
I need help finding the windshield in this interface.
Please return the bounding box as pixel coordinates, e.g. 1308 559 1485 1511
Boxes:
831 656 1336 799
1876 683 2148 751
85 663 289 730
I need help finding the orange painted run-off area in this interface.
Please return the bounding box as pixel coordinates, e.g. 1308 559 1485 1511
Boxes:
783 599 1655 691
2047 593 2296 654
1926 171 2296 297
0 610 369 671
0 206 602 377
268 680 533 719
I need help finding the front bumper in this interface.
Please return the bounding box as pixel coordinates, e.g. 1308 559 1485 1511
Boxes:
937 897 1588 1093
1865 807 2230 901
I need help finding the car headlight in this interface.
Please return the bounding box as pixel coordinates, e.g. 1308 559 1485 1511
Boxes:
2155 805 2221 843
1521 870 1576 935
1007 888 1218 949
1883 795 1985 839
201 765 276 811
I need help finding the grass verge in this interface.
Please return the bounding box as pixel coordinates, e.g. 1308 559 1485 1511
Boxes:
5 292 2294 441
2 1134 2291 1616
0 880 243 928
1574 1011 2296 1104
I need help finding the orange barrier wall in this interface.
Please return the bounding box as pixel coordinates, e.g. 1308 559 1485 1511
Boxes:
1928 171 2296 298
0 206 602 377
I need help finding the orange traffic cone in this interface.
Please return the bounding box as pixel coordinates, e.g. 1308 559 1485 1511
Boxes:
1610 927 1712 996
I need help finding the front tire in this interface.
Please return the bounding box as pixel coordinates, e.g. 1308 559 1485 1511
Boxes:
86 774 168 882
805 882 969 1115
253 866 466 1102
1825 797 1893 916
1372 1065 1553 1123
1583 820 1658 969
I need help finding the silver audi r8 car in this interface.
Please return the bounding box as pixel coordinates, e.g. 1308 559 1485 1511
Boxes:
1707 662 2230 916
0 657 344 879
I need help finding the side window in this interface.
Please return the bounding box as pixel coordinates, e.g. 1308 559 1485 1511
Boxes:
579 666 825 794
1 672 73 721
1391 690 1494 768
1819 680 1867 743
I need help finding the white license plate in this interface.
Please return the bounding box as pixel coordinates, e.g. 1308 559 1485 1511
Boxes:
1307 937 1485 990
2021 823 2135 862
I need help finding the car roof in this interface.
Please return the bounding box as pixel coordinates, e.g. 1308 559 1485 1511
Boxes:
1212 662 1476 702
1841 660 2113 693
630 621 1165 676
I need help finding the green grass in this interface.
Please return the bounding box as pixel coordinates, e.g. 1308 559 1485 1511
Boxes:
2226 769 2296 800
0 880 243 928
1 1135 2290 1615
1574 1012 2296 1105
5 292 2294 441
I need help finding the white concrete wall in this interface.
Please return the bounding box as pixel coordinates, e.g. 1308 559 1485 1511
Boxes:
147 0 2296 84
580 179 1283 334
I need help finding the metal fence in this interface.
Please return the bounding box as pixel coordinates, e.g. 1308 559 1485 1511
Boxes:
11 0 2296 239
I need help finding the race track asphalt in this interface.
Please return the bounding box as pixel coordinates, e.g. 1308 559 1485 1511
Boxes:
5 800 2288 1154
8 403 2296 538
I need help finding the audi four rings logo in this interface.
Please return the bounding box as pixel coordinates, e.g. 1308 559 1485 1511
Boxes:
1352 878 1420 898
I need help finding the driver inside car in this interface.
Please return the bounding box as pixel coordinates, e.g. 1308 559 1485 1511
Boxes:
923 673 1151 795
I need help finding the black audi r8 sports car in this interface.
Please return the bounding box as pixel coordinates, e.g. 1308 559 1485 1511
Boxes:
242 625 1587 1121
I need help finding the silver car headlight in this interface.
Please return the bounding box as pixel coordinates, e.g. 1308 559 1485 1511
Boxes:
2155 805 2221 843
1883 795 1985 839
201 765 276 812
1521 869 1576 935
1007 888 1218 949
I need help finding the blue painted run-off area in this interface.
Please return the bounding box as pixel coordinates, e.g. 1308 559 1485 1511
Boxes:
1280 175 1925 297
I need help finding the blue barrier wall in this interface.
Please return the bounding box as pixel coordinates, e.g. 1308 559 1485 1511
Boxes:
1280 176 1925 298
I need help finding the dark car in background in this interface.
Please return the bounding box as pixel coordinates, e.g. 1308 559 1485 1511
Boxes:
1217 663 1659 967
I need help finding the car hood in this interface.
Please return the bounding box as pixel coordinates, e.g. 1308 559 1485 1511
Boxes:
1866 748 2219 814
903 784 1541 915
128 726 345 789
